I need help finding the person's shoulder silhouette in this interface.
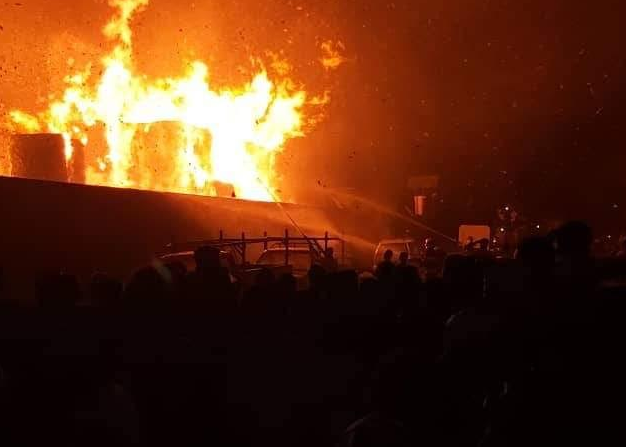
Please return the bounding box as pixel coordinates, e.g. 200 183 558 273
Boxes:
185 245 234 303
376 250 396 279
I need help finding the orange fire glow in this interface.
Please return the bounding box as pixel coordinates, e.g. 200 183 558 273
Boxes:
5 0 343 201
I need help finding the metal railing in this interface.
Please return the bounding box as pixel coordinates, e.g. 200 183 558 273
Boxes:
163 230 344 267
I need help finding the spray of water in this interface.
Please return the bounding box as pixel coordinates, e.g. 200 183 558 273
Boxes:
321 187 458 243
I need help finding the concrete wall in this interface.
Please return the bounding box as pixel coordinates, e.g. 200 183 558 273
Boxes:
0 176 348 298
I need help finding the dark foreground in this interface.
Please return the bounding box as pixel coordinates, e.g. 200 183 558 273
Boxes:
1 221 626 447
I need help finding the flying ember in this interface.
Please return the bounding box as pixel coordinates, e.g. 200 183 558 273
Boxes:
5 0 338 202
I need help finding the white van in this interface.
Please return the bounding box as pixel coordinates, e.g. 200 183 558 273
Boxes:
373 238 419 269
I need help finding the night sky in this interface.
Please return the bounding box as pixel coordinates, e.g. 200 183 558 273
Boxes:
1 0 625 232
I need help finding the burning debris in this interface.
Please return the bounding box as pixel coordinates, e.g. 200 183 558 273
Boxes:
320 40 346 71
3 0 343 201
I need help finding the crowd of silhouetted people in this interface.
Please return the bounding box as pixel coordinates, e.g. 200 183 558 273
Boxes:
2 220 626 446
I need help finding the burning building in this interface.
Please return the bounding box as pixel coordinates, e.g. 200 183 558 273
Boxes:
2 0 325 202
0 0 395 297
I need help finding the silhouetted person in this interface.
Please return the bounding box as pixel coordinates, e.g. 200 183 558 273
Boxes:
89 272 123 308
556 221 592 258
423 238 446 281
359 273 380 300
35 272 82 310
396 252 420 287
123 266 169 307
554 221 596 295
308 263 328 296
515 236 555 291
255 267 276 289
242 268 277 313
376 249 395 280
443 254 483 310
395 252 421 312
276 272 297 308
464 236 475 252
194 245 222 272
184 245 235 309
397 251 409 268
319 247 339 273
164 261 187 296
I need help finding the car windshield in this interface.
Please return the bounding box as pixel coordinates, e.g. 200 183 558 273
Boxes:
258 250 312 271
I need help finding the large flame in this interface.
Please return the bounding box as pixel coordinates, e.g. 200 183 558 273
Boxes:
6 0 325 201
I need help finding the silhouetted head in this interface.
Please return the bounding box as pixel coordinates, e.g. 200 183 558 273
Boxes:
124 266 169 304
194 245 221 271
359 275 380 298
383 249 393 262
399 251 409 265
325 247 335 258
276 273 297 296
555 221 593 258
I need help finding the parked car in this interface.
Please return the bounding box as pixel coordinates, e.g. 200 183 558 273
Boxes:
373 238 420 269
256 246 318 289
158 249 292 291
